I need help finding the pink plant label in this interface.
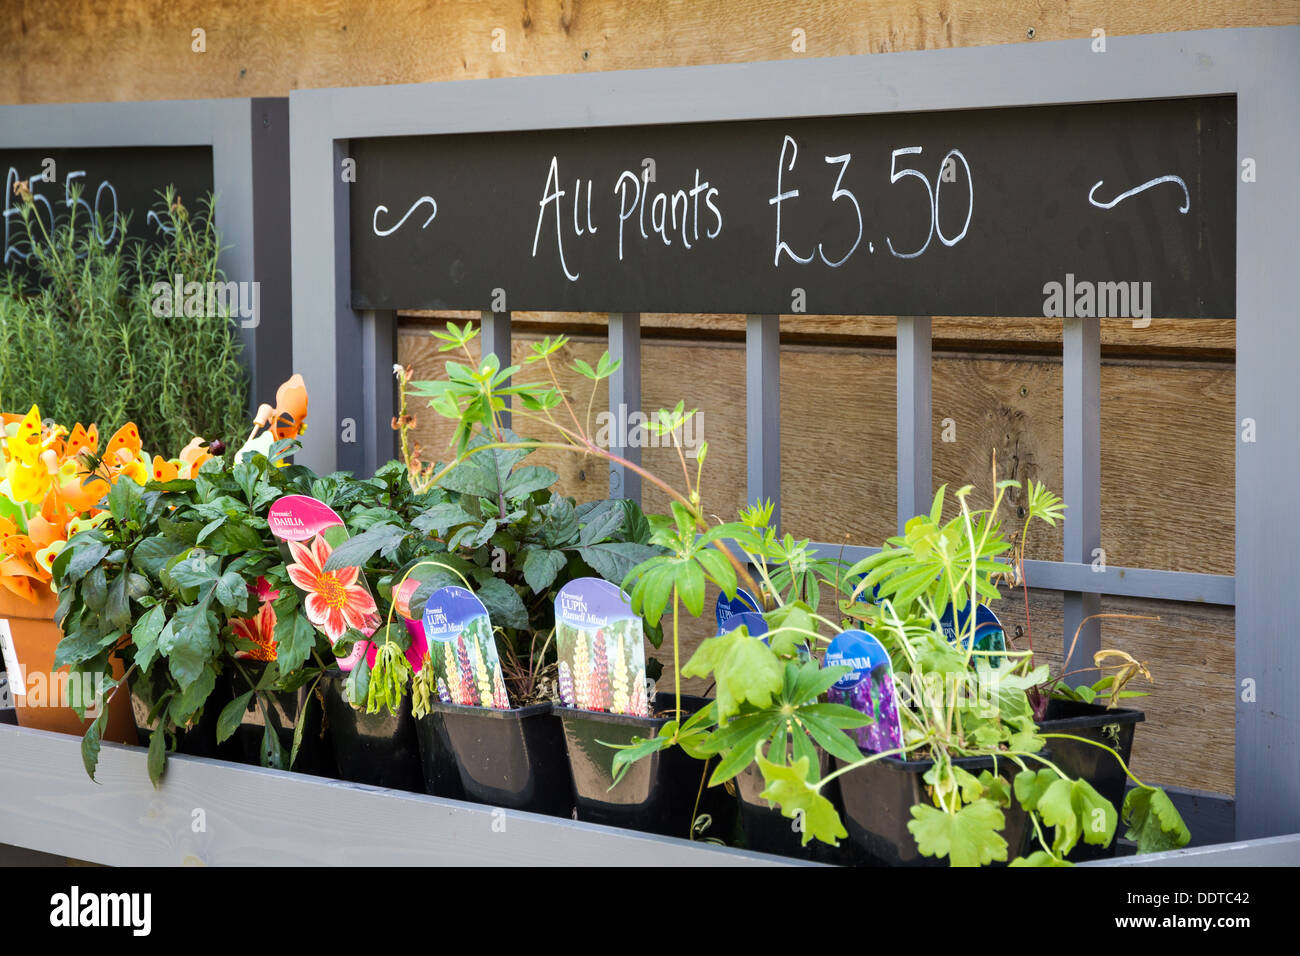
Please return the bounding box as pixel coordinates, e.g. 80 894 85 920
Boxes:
268 494 379 672
554 577 649 717
267 495 345 541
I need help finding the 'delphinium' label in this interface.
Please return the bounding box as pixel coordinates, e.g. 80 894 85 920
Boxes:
825 629 902 754
422 585 510 709
555 577 650 717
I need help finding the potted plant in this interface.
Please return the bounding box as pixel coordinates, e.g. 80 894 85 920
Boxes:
322 375 664 815
407 324 759 838
1 404 165 745
51 378 340 784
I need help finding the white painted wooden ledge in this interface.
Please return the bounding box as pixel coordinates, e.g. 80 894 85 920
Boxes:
0 725 803 866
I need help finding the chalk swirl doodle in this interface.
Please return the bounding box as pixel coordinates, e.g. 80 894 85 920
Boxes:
1088 175 1190 214
373 196 437 236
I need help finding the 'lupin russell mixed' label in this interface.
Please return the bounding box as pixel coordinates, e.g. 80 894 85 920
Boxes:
554 577 650 717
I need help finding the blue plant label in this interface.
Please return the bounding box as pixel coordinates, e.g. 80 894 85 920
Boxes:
719 610 768 638
715 587 761 633
555 578 649 716
939 602 1007 665
422 586 510 709
824 629 902 754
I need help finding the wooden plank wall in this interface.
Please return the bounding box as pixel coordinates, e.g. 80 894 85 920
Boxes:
6 0 1285 798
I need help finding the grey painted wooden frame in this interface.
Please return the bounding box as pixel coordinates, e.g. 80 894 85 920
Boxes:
0 97 294 414
289 27 1299 840
0 725 801 867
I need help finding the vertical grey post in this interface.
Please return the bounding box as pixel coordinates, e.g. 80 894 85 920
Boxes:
480 310 512 429
245 97 293 415
359 310 397 476
1235 36 1300 839
1062 316 1101 685
746 315 781 531
608 312 642 502
896 316 933 532
331 138 365 474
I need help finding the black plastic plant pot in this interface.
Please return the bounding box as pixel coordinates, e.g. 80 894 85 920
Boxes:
834 752 1038 867
223 671 338 777
412 712 465 800
734 759 855 865
423 700 572 817
129 677 237 759
321 670 425 793
555 693 721 839
1036 699 1145 861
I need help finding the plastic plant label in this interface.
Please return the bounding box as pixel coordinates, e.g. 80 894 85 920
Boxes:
422 585 510 709
0 619 23 696
555 577 649 716
715 587 761 634
939 602 1007 666
718 610 768 638
824 629 902 754
268 494 381 672
389 574 431 673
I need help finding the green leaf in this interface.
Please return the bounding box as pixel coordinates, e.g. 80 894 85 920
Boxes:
683 630 783 719
412 503 477 536
274 610 316 674
1124 786 1191 854
147 727 167 788
609 732 674 786
260 721 285 770
503 465 558 499
907 800 1008 867
171 664 217 725
104 570 132 632
578 541 661 587
214 571 250 612
1009 850 1072 867
756 751 847 846
322 523 409 571
132 536 189 576
81 709 107 781
474 577 529 629
130 606 167 673
576 499 626 546
206 522 265 556
160 603 218 690
217 691 254 744
522 548 567 594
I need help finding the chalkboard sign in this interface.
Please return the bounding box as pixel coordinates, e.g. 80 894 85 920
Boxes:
2 146 214 270
349 96 1234 318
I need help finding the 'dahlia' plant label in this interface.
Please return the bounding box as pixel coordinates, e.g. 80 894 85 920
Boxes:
555 577 649 717
825 629 902 754
422 585 510 709
268 495 381 671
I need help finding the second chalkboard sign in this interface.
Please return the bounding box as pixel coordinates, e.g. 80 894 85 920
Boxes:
348 96 1234 319
2 146 214 273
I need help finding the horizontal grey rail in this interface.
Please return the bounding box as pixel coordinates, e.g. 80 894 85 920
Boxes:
1083 832 1300 867
0 725 804 867
802 542 1235 606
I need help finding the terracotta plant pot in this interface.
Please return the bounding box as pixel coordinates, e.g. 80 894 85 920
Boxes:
0 589 136 743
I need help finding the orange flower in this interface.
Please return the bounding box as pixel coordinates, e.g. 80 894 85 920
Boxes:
176 437 212 478
151 456 179 482
285 535 378 643
103 422 142 468
231 602 279 662
271 374 308 440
